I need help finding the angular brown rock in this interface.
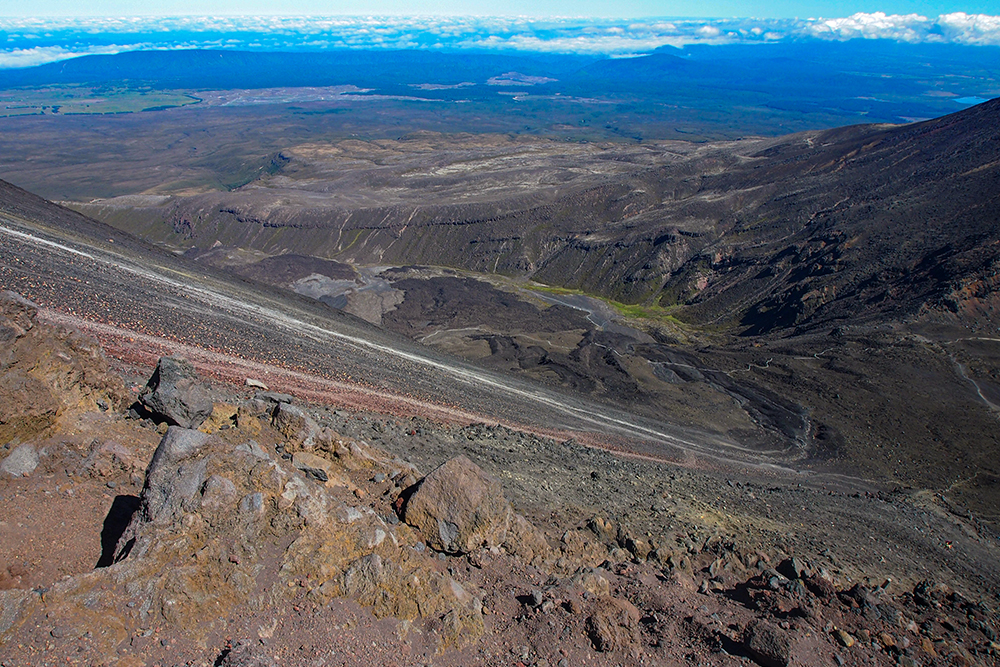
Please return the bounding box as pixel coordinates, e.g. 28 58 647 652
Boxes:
585 596 640 652
271 402 321 451
503 513 551 564
403 455 512 555
745 619 794 667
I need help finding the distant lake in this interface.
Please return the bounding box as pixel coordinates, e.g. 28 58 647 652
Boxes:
954 96 989 105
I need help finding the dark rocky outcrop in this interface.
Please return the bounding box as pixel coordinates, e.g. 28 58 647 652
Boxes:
139 356 214 429
106 375 489 646
744 619 794 667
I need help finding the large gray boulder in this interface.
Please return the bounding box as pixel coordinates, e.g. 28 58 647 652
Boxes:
112 426 214 564
139 427 212 524
402 455 512 555
139 356 214 429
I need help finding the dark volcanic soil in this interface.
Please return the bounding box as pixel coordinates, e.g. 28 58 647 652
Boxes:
274 265 1000 531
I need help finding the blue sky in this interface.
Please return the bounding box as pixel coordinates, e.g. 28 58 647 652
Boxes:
2 0 999 18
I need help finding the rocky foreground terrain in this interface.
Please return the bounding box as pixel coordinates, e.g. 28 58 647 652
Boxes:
3 290 999 667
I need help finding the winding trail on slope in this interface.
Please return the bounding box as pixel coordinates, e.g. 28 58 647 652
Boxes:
39 309 714 471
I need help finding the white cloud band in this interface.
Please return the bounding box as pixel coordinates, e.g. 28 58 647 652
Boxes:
0 13 998 68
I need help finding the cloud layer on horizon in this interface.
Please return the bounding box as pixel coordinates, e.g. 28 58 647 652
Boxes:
1 13 998 69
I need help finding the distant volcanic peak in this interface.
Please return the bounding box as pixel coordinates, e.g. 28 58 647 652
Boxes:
876 95 1000 157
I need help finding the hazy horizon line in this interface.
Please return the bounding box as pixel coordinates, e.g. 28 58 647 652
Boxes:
2 12 999 70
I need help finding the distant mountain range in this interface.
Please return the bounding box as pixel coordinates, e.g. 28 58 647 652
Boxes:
0 49 589 91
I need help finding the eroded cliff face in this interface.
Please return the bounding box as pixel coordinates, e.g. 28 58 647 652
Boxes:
0 291 126 448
